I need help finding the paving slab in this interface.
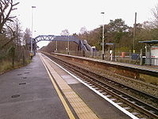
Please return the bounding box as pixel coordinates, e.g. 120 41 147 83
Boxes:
43 54 132 119
0 55 69 119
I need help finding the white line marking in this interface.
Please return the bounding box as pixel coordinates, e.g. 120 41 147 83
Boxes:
44 54 140 119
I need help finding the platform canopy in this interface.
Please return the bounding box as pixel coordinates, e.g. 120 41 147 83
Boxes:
139 40 158 66
139 40 158 44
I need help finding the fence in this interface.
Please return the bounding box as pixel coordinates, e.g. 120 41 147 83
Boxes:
50 49 158 66
145 58 158 66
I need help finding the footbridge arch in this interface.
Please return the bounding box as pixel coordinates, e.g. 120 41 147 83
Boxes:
33 35 92 52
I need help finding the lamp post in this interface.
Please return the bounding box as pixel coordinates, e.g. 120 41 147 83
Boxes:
65 30 70 55
68 35 70 54
133 12 137 53
31 6 36 54
101 12 105 60
55 40 58 52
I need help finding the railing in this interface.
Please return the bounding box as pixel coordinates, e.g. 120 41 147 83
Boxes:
51 50 158 66
145 58 158 66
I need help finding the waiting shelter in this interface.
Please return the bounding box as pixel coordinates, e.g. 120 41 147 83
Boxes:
139 40 158 65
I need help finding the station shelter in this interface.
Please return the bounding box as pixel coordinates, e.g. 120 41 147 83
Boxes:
139 40 158 66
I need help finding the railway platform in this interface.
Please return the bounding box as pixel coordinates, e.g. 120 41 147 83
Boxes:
0 53 133 119
49 52 158 86
0 54 70 119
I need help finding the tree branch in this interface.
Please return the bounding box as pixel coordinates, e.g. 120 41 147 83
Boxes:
0 0 19 33
0 24 16 49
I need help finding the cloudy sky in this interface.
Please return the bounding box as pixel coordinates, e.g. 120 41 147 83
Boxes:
15 0 158 47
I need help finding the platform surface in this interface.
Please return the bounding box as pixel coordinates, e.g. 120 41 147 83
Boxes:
0 54 69 119
0 54 132 119
40 53 132 119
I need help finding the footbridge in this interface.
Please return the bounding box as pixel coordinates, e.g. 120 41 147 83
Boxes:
32 35 92 53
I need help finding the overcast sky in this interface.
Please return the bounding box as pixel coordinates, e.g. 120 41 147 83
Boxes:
15 0 158 47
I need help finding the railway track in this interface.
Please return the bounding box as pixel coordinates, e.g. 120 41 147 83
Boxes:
43 53 158 119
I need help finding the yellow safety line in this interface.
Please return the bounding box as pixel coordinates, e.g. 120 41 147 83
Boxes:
40 54 76 119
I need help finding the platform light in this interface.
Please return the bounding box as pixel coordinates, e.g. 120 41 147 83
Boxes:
101 12 105 60
31 6 36 54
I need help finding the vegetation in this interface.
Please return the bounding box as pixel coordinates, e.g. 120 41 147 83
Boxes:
42 5 158 60
77 5 158 54
78 17 158 53
0 0 32 74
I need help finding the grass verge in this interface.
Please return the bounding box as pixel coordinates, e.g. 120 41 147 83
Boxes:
0 60 31 75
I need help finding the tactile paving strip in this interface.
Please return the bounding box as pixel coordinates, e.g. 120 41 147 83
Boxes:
40 54 99 119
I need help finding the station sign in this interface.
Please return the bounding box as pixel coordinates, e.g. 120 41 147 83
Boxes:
151 46 158 58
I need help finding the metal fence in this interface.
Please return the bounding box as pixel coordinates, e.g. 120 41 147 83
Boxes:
145 58 158 66
51 50 158 66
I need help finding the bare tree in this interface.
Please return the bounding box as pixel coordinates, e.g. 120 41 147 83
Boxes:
0 24 16 49
0 0 19 33
152 5 158 28
80 26 88 34
6 19 23 47
23 28 31 49
60 29 69 36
